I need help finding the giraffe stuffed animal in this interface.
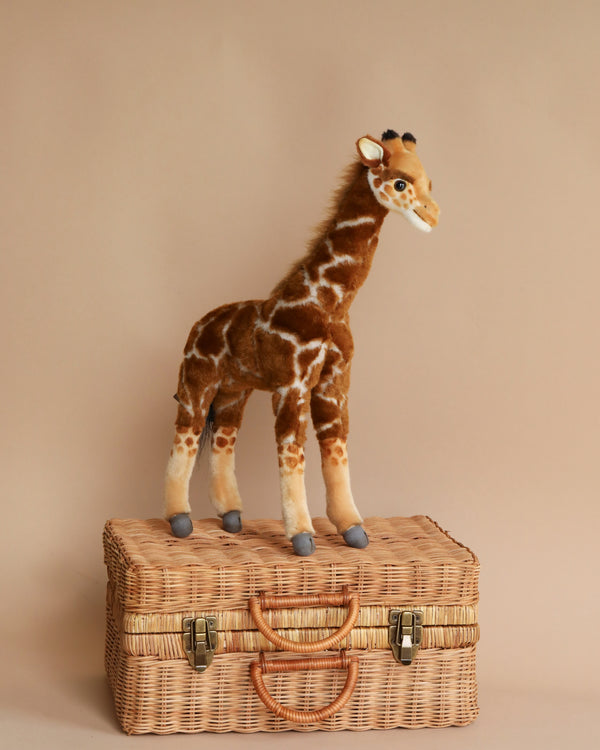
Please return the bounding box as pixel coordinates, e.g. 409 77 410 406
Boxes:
165 130 439 555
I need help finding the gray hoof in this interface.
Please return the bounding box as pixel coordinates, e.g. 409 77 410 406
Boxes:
292 532 316 556
222 510 242 533
343 525 369 549
170 513 193 538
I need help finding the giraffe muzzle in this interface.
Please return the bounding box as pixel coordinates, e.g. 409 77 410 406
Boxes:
414 201 440 230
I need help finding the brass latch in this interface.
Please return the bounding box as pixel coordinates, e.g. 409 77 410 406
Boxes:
388 610 423 665
183 617 218 673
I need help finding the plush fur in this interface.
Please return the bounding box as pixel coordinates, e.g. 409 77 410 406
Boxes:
164 131 439 555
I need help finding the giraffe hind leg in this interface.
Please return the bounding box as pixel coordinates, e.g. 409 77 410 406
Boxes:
164 414 203 537
164 362 218 537
209 388 252 533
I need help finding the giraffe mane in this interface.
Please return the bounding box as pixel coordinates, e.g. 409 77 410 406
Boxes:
271 160 366 296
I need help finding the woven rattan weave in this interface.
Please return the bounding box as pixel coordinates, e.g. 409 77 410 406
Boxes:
104 515 479 733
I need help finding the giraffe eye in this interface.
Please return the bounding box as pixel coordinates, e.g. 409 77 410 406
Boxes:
394 179 406 192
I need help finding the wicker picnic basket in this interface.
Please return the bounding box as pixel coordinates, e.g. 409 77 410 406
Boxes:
104 516 479 733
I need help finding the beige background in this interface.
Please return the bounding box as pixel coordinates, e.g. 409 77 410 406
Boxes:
1 0 599 747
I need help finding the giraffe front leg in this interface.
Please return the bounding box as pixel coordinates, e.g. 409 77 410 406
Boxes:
311 356 369 549
209 389 252 533
273 388 316 556
318 437 368 548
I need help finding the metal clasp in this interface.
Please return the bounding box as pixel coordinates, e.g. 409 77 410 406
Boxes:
183 617 218 673
388 610 423 665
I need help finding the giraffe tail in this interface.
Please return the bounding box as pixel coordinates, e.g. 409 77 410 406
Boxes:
198 401 216 455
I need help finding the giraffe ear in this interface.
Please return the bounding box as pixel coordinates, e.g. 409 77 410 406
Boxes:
356 136 390 168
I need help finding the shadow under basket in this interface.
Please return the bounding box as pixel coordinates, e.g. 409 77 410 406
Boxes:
103 515 480 733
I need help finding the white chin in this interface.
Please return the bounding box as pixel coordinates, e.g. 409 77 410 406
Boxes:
404 209 432 233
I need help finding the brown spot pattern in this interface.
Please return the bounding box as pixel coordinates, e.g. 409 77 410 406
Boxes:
274 390 309 443
278 274 310 301
226 305 259 365
271 304 327 343
324 262 358 287
308 241 333 272
317 285 338 309
197 323 225 357
297 347 320 374
256 331 296 387
277 443 305 474
330 322 354 360
333 222 377 254
312 396 341 431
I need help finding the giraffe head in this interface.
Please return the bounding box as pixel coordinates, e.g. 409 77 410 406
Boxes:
356 130 439 233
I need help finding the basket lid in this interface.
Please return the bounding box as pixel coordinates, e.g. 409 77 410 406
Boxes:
104 516 478 613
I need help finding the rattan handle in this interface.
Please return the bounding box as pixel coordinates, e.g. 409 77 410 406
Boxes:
248 587 360 653
250 651 359 723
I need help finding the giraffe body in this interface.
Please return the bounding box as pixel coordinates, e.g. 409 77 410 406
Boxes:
165 131 439 554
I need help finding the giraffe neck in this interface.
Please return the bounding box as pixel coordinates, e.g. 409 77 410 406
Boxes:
273 163 388 317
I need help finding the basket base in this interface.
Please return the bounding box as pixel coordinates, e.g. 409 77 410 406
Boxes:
106 603 478 734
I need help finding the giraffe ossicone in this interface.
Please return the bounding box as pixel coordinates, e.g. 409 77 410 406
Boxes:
164 130 439 555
